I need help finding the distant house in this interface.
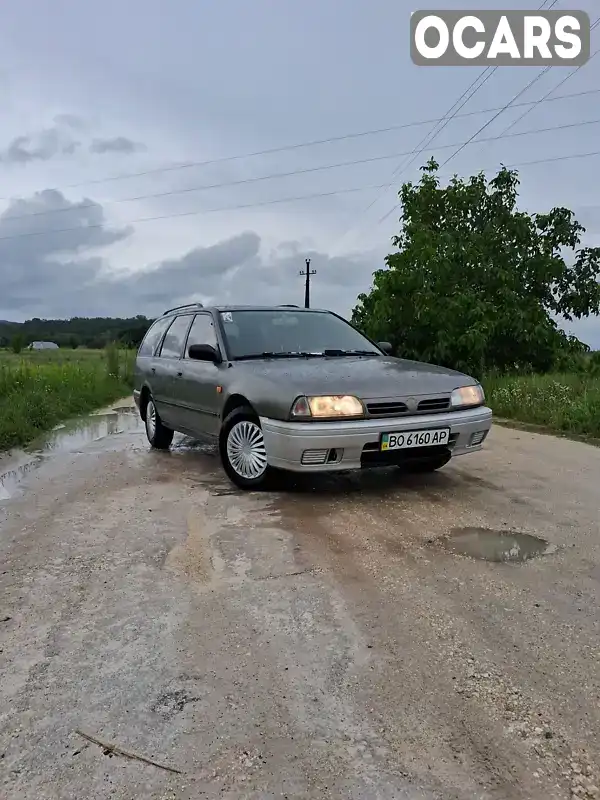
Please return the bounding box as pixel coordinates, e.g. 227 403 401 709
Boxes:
28 341 59 350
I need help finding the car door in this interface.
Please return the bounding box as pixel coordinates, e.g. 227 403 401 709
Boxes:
136 315 172 406
176 312 224 438
153 314 194 430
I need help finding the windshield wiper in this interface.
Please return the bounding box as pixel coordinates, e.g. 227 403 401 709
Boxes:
234 349 380 361
234 351 322 361
322 349 380 357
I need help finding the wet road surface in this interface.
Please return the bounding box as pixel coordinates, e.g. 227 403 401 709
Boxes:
1 404 599 799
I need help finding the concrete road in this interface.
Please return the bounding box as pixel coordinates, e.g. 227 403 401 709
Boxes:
1 404 599 800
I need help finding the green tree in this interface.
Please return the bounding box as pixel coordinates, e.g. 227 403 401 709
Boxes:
11 334 24 354
351 159 600 375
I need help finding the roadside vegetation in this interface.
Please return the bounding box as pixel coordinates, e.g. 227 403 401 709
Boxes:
353 159 600 440
0 345 134 451
483 370 600 440
0 316 151 351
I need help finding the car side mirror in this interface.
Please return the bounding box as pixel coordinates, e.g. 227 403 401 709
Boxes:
188 343 222 363
378 341 393 355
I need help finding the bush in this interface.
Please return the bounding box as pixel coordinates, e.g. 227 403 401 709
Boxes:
484 372 600 438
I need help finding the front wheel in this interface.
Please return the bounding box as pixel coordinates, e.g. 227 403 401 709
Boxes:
220 407 272 489
145 396 174 450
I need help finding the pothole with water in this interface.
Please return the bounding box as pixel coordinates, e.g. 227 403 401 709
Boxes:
0 401 142 501
442 527 557 563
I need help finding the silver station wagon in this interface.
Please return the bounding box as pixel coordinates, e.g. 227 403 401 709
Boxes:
133 303 492 489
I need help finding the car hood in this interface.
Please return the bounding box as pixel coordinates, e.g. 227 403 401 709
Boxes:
230 355 475 398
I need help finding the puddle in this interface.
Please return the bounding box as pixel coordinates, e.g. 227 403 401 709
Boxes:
0 403 143 501
110 405 138 414
172 437 217 457
442 527 557 563
34 409 142 455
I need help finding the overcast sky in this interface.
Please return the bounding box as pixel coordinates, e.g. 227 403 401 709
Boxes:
0 0 599 346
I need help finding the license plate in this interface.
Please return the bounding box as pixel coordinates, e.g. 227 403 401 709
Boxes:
380 428 450 451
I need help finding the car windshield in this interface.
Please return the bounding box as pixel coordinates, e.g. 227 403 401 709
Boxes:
219 309 381 360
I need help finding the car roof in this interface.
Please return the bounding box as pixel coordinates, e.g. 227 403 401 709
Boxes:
212 305 329 312
161 304 331 316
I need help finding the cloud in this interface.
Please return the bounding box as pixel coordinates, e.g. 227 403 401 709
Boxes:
89 136 146 155
53 113 87 131
0 187 376 319
0 188 597 348
0 189 132 316
121 231 261 306
0 117 145 165
110 236 378 318
0 128 81 165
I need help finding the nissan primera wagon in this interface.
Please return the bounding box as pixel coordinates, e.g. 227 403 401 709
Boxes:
133 303 492 489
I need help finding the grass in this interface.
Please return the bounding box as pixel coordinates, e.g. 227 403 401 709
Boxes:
484 372 600 440
0 347 106 364
0 346 135 451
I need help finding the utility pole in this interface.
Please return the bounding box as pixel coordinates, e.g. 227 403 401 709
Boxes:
299 258 316 308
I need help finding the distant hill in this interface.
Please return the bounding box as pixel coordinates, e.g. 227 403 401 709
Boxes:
0 315 153 349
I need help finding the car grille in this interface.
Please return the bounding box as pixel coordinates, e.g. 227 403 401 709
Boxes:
366 397 451 417
366 401 408 416
417 397 450 412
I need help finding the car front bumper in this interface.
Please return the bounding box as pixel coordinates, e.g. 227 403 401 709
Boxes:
260 406 492 472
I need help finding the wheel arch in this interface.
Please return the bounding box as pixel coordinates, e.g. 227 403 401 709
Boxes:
221 393 256 421
139 384 152 421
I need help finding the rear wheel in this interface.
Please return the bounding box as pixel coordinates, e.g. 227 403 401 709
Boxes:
220 407 272 489
145 396 174 450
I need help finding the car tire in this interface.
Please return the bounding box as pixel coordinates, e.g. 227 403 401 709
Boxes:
401 453 451 473
145 396 174 450
220 406 272 490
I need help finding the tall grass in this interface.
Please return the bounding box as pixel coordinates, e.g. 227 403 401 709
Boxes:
0 345 135 450
484 373 600 439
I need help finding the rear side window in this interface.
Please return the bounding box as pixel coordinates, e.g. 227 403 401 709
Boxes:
159 315 193 359
138 316 171 357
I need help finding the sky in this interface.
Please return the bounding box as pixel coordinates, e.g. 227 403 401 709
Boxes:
0 0 599 346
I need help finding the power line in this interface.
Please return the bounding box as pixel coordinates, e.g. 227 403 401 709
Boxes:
327 0 556 253
0 148 599 246
439 66 553 169
328 68 498 254
378 148 600 227
440 13 600 166
0 183 388 243
0 90 597 204
495 21 600 139
385 69 497 184
2 115 600 225
376 16 600 227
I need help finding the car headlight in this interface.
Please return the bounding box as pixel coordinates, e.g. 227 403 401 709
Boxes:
451 384 485 409
290 395 364 418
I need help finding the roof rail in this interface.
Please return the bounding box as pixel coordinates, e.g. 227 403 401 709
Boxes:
162 302 204 316
278 304 299 307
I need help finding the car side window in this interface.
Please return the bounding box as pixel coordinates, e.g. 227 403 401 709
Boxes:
138 316 171 357
158 315 193 359
184 313 218 357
